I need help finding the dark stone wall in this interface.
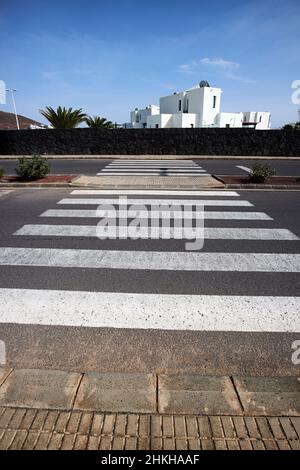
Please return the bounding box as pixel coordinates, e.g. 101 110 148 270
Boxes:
0 128 299 156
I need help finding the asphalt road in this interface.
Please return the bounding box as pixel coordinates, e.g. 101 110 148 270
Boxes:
1 158 300 176
0 188 299 375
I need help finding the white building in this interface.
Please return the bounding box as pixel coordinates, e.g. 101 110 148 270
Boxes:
124 81 271 129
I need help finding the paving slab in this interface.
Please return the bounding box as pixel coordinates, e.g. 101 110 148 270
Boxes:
233 376 300 416
74 372 156 413
70 175 224 189
0 369 82 410
158 374 242 415
0 369 10 385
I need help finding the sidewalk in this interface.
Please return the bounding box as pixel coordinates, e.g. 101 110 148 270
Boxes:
1 408 300 450
70 175 223 189
0 368 300 450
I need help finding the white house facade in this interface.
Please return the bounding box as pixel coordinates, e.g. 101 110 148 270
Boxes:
124 81 271 130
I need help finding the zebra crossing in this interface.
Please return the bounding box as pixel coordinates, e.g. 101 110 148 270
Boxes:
0 189 299 335
97 159 210 176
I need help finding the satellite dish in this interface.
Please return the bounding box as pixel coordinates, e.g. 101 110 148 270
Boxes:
199 80 210 88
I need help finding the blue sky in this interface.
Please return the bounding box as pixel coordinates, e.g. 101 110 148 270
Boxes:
0 0 299 127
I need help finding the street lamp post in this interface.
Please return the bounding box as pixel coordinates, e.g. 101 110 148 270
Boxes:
6 88 20 130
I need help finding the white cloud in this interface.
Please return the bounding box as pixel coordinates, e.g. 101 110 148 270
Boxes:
178 57 255 83
199 57 240 68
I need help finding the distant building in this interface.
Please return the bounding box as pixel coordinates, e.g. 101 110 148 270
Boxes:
124 81 271 129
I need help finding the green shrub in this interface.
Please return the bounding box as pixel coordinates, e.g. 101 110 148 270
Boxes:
15 155 50 181
248 162 276 183
0 167 4 179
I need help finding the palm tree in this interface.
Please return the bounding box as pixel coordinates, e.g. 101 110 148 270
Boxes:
39 106 87 128
283 122 300 130
85 115 114 128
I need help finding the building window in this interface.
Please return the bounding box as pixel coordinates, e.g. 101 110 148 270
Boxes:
186 99 189 112
179 100 182 111
213 96 216 108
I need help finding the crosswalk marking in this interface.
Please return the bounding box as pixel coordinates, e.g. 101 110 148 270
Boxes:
1 188 300 343
0 248 299 272
0 288 299 332
97 172 211 176
103 167 204 170
58 198 253 206
71 190 240 196
105 165 202 168
108 159 196 163
14 225 298 240
107 163 200 167
98 159 209 176
100 169 207 172
40 209 273 220
106 162 201 166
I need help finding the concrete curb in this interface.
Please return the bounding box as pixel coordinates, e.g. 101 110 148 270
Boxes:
224 184 300 190
0 176 78 188
2 182 300 190
1 155 300 161
213 175 300 190
0 183 72 188
0 368 300 417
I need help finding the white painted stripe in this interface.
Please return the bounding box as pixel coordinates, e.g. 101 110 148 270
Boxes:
101 167 205 170
0 288 299 332
111 160 194 163
236 165 252 173
97 172 209 176
70 190 240 196
103 167 205 170
13 224 203 239
105 167 202 170
59 198 253 206
107 164 200 167
41 209 273 221
14 225 299 240
0 247 299 272
101 168 206 172
106 162 199 168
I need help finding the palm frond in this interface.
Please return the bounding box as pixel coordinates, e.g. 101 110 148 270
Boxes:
39 106 87 128
85 115 114 128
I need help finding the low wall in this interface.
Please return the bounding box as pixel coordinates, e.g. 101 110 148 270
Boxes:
0 128 299 156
